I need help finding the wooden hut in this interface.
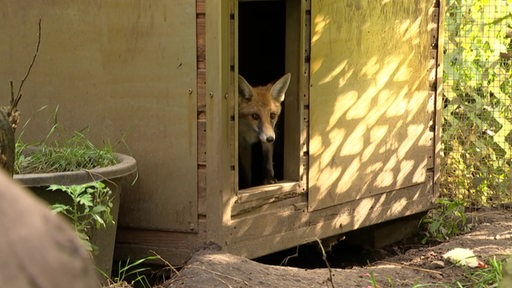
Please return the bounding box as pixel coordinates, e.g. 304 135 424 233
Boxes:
0 0 444 266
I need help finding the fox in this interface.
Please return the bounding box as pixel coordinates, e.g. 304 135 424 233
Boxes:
238 73 291 188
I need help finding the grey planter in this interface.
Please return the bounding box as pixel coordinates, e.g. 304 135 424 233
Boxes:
14 153 137 278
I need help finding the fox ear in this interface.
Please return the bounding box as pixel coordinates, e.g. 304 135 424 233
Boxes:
270 73 291 103
238 75 253 100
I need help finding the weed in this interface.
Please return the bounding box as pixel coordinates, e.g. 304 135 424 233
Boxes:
103 256 159 288
49 181 114 252
420 198 470 243
386 276 394 287
15 129 117 174
462 257 503 288
368 271 378 288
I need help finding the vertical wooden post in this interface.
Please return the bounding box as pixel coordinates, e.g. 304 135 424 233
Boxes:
0 109 14 175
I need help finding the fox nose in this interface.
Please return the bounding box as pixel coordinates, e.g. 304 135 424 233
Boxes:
266 136 275 143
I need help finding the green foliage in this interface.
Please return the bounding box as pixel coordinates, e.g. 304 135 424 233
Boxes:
368 271 378 288
442 0 512 206
49 181 115 252
420 198 470 243
15 129 117 174
454 257 504 287
104 256 159 288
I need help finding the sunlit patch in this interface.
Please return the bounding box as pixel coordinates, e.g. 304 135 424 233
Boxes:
353 197 376 227
362 125 388 162
413 158 427 183
310 133 324 156
404 17 423 44
311 14 330 44
386 87 408 117
320 60 348 84
337 157 361 193
338 68 354 88
360 56 380 78
311 58 323 74
406 91 427 121
366 89 395 124
398 124 424 159
346 88 375 120
375 170 394 188
398 19 411 36
320 129 345 169
397 159 414 186
375 155 398 188
317 164 342 194
364 162 384 190
327 91 358 130
390 197 408 214
393 56 413 82
329 127 346 144
340 124 365 156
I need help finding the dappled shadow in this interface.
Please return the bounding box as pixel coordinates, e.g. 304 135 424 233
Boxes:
308 0 433 210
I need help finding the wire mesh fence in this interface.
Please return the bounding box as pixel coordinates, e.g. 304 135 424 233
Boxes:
442 0 512 206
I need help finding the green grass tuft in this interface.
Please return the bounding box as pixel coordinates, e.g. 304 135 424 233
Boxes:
15 130 117 174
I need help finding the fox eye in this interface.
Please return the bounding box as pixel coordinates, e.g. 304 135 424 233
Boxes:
270 113 277 120
251 113 260 120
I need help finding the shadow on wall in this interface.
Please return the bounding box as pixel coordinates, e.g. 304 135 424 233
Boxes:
308 0 433 211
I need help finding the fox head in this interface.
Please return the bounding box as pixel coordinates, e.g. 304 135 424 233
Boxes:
238 73 291 144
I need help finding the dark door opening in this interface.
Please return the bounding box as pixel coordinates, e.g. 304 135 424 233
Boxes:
238 0 287 188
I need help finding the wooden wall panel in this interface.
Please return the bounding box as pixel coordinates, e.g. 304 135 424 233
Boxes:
0 0 198 231
309 0 432 210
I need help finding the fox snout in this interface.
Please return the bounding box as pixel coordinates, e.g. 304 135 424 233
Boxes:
239 111 278 144
258 125 276 143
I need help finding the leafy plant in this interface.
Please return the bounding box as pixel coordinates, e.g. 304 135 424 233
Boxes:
49 181 115 252
442 0 512 206
420 198 470 243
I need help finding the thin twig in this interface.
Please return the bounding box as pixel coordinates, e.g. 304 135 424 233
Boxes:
12 18 42 109
316 238 336 288
280 245 299 266
373 260 444 275
149 250 181 276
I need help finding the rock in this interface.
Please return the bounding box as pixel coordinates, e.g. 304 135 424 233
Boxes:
431 260 445 268
0 170 98 288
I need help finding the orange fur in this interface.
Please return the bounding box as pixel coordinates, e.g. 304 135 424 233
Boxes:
238 73 291 188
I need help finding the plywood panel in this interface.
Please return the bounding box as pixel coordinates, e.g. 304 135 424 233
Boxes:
227 175 434 259
309 0 432 210
0 0 197 231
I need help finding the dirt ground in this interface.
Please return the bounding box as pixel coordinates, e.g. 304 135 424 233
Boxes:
159 209 512 288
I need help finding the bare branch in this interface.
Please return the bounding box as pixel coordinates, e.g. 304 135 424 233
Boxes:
11 18 42 110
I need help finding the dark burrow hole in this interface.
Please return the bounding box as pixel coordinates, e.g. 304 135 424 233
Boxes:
254 234 427 269
254 214 430 269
